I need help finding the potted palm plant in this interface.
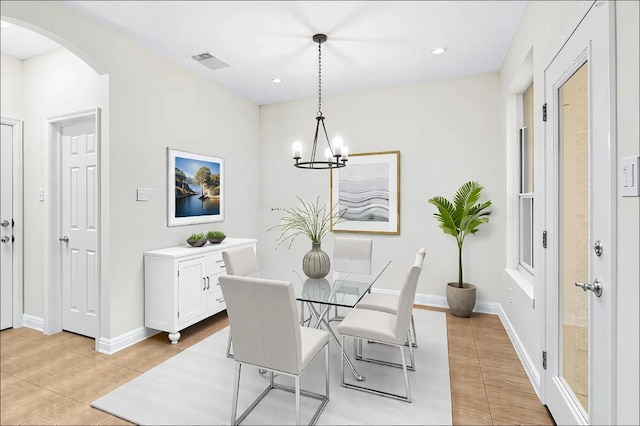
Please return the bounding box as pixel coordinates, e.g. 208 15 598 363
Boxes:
270 196 346 279
428 181 492 317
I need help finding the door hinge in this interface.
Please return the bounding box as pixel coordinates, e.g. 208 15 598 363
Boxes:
543 350 547 370
178 310 180 318
542 231 548 249
542 103 547 122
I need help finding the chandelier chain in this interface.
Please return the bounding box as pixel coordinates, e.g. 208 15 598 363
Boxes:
317 40 322 115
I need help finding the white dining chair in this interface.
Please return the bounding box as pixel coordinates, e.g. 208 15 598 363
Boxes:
222 245 260 358
219 275 330 425
337 248 426 402
355 249 426 349
222 245 259 277
331 238 373 321
333 237 373 275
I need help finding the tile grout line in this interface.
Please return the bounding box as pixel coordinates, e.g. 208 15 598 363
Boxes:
471 319 496 425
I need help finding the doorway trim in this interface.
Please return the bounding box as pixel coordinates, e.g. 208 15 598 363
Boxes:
44 108 101 351
1 116 24 328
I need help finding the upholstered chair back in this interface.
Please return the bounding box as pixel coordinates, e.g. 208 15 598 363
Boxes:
222 245 259 276
333 238 373 274
219 275 302 374
394 248 427 344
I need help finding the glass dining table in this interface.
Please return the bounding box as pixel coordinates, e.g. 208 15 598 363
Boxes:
250 259 391 381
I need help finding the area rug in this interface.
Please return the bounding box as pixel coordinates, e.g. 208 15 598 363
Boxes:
92 309 451 425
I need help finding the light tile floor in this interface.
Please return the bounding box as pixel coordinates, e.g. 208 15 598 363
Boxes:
0 307 555 425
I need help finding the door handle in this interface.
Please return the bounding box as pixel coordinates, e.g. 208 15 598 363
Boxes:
1 220 9 227
59 236 69 243
575 278 603 297
1 236 9 243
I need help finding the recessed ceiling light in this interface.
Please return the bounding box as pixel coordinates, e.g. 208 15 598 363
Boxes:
0 21 11 29
431 47 446 55
271 78 282 84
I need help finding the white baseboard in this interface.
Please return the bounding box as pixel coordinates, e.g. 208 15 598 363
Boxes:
497 305 542 398
22 314 44 332
374 288 540 397
98 327 159 355
374 288 501 315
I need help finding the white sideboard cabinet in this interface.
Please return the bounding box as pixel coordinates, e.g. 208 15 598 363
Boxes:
144 238 257 344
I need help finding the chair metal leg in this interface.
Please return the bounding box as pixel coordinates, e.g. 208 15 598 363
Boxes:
410 314 418 348
340 335 346 387
354 331 416 371
226 333 234 358
399 345 412 402
325 344 330 400
231 363 241 425
329 305 345 322
295 376 301 426
340 335 412 402
407 330 415 371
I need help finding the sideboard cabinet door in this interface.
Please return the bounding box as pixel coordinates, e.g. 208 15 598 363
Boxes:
177 257 206 326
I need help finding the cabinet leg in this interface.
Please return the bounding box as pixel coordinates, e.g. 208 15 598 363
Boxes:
168 332 181 344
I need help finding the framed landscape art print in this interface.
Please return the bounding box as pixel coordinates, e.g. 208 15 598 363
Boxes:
330 151 400 234
167 148 224 226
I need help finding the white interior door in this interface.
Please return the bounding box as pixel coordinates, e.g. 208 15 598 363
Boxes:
544 1 615 425
1 123 14 330
59 117 99 338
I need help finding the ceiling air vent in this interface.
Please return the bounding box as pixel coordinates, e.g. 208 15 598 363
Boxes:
190 51 230 71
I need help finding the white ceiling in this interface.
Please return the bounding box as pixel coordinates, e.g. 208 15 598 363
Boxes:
0 22 60 60
2 1 527 105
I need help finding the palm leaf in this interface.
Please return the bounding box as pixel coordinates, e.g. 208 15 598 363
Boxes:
428 196 458 238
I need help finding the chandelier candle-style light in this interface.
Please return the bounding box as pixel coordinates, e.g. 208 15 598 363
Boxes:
293 34 348 169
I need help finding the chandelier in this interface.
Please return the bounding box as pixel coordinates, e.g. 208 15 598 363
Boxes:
292 34 348 169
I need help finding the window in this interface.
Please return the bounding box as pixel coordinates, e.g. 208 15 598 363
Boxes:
519 83 534 275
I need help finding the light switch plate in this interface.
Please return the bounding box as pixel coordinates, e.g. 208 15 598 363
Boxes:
621 156 640 197
137 188 151 201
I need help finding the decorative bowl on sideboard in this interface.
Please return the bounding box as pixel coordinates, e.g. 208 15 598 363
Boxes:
187 238 207 247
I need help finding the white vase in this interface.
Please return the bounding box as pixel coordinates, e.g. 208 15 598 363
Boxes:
302 242 330 279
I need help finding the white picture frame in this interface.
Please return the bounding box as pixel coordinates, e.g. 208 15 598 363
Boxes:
167 148 225 227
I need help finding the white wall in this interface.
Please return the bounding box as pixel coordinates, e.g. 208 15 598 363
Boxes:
615 1 639 424
2 1 261 340
0 53 23 119
259 73 505 303
19 47 109 318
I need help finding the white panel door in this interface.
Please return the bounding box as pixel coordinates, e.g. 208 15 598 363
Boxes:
60 120 98 338
0 123 13 330
544 1 614 424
